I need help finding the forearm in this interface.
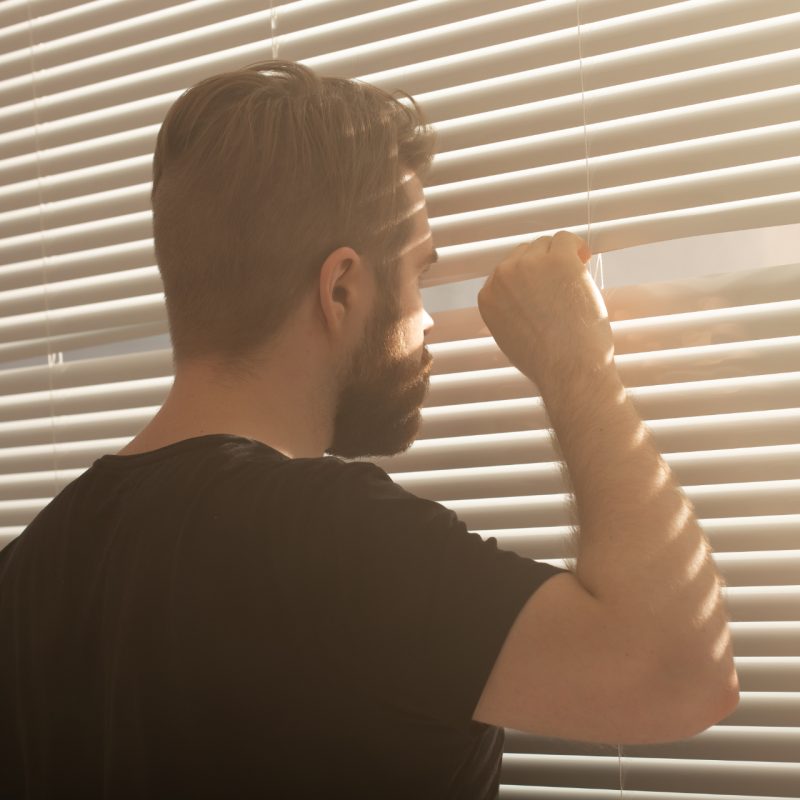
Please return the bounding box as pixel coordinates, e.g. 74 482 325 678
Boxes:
537 359 738 697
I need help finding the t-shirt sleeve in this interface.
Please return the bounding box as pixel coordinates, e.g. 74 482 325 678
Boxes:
297 457 571 729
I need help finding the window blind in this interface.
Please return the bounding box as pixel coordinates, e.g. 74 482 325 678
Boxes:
1 0 798 797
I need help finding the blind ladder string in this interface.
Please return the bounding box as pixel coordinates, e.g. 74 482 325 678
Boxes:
25 1 61 501
271 0 280 59
575 0 604 290
575 1 621 796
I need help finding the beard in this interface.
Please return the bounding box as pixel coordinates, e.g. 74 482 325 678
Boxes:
325 291 433 460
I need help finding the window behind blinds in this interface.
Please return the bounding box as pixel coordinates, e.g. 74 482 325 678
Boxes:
1 0 798 796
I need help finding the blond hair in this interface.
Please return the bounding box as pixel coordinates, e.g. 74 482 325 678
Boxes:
151 59 436 373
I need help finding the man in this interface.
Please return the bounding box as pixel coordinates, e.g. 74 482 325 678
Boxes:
0 59 738 799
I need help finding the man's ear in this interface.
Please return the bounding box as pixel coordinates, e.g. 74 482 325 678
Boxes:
317 246 370 337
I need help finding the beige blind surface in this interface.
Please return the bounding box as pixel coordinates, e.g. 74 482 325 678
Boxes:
1 0 799 796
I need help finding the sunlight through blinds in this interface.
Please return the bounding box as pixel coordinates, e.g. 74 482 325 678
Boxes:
1 0 798 796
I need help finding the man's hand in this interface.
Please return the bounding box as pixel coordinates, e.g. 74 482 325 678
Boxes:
477 231 613 387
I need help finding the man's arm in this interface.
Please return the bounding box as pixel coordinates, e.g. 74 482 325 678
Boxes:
538 354 739 708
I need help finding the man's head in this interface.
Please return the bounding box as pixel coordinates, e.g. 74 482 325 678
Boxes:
149 60 439 459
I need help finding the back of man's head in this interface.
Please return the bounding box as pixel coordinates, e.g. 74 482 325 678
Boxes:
150 59 436 375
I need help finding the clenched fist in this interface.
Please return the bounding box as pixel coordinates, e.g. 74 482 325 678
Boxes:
477 231 614 389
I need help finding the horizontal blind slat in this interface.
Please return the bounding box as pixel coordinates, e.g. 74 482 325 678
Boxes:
506 723 800 761
731 621 800 656
484 516 800 557
499 749 800 795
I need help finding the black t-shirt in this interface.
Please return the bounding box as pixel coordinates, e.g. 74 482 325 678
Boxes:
0 434 569 799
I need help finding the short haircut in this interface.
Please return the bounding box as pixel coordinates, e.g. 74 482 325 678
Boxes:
151 59 437 374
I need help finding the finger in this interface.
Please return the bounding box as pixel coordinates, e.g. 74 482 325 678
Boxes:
496 236 553 277
509 235 551 264
549 230 591 262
